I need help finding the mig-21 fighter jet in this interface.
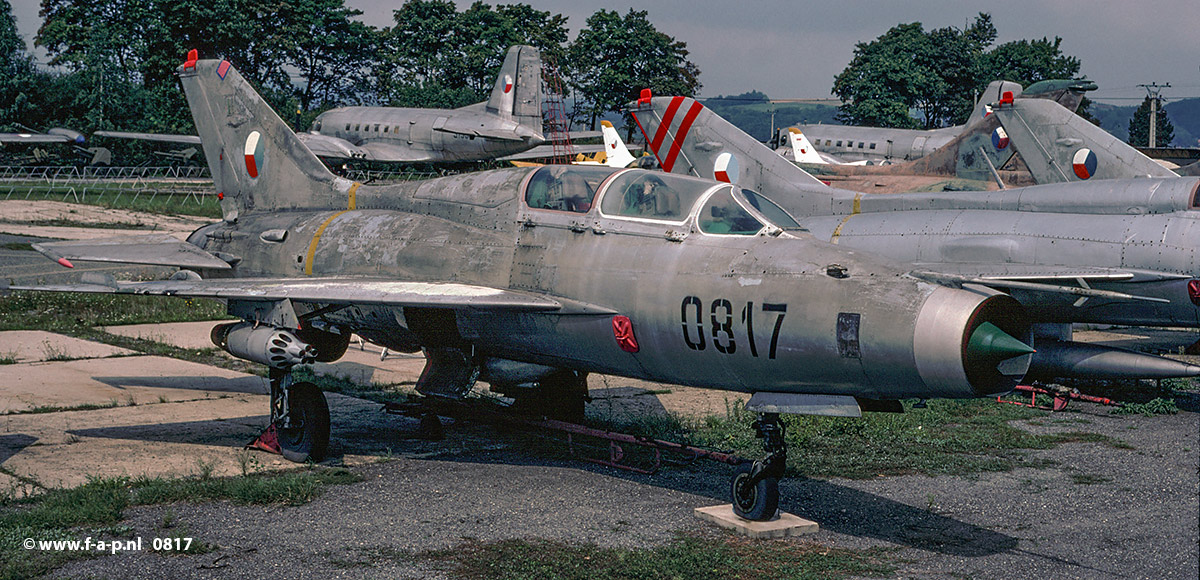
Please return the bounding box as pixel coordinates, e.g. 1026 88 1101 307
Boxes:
9 53 1075 521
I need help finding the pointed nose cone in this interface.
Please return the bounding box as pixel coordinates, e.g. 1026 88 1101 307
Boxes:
968 322 1035 361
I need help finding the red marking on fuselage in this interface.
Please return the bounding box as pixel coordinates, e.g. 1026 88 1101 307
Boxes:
57 257 74 269
662 100 703 172
715 171 730 183
650 96 685 155
245 155 259 178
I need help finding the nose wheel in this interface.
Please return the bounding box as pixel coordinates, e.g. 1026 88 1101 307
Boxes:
730 413 786 521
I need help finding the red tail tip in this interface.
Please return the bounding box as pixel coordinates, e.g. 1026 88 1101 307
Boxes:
998 91 1014 106
57 257 74 269
637 88 653 106
184 49 198 70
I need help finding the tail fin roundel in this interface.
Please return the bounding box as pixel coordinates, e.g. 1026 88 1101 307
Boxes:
177 53 358 219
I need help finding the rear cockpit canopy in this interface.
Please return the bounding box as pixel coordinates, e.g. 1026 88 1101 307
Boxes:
525 165 612 213
599 170 715 222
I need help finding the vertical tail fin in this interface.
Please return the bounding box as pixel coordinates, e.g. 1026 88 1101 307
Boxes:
178 55 356 219
628 95 826 192
628 95 857 216
786 128 828 164
963 80 1023 132
599 121 636 168
486 45 543 138
992 97 1176 183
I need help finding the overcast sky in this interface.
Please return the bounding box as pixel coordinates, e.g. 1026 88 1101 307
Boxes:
11 0 1200 104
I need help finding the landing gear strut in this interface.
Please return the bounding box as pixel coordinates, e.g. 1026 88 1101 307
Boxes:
730 412 786 521
268 368 330 462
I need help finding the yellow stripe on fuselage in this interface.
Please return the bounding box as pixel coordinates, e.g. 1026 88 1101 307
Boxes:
304 210 350 275
347 182 360 210
829 193 863 244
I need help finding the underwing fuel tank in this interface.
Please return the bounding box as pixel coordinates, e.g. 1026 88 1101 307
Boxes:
1028 340 1200 381
211 322 317 369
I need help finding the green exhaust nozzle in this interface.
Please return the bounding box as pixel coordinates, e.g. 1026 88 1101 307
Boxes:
968 322 1035 361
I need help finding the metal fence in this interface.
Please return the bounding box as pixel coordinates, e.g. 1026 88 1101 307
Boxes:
0 166 444 205
0 166 215 205
0 165 211 180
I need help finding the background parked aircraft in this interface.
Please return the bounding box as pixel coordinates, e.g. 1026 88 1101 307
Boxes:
96 46 597 166
631 93 1200 374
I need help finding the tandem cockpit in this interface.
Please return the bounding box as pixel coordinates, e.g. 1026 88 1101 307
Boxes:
521 165 806 236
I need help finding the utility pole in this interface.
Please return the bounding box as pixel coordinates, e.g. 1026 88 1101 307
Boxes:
1137 82 1171 147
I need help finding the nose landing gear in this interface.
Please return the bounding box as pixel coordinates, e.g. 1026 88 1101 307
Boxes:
730 413 787 521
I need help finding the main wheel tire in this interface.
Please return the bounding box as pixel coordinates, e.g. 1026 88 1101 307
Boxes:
730 462 779 521
278 381 330 463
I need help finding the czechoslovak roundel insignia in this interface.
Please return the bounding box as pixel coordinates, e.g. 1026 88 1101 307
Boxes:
714 152 739 183
991 127 1009 150
1072 148 1097 180
503 75 513 94
244 131 264 179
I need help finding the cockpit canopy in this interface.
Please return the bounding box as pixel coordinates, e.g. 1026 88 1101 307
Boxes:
522 166 804 235
525 165 611 213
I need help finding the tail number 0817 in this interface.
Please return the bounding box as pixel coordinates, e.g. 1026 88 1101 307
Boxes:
680 297 786 359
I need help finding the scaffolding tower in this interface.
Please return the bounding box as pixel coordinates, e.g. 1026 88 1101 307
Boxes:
541 58 574 165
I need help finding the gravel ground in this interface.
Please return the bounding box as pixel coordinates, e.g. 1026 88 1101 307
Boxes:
44 396 1198 580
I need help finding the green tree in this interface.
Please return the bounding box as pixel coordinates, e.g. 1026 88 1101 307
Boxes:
833 15 995 129
1 0 38 127
833 13 1087 129
375 1 569 107
831 22 940 129
36 0 376 133
566 8 700 130
278 0 376 110
1128 96 1175 147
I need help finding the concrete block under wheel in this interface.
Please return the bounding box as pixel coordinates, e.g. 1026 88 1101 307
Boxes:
694 504 819 539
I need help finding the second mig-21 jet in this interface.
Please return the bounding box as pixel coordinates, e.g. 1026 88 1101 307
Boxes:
7 54 1057 521
629 92 1200 379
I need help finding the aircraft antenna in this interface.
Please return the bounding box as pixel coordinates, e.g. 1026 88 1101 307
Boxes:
541 57 574 165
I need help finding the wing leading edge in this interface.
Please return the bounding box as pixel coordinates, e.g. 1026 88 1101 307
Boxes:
5 276 616 314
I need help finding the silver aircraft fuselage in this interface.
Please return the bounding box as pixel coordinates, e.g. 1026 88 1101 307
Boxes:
187 165 1028 400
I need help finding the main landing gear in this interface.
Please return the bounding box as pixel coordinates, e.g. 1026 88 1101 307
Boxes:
267 367 330 462
730 412 787 521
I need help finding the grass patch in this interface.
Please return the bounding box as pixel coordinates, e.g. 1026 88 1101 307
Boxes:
7 189 220 219
14 400 123 415
0 291 226 333
0 467 361 579
1111 397 1180 416
592 399 1105 479
417 535 896 580
0 291 248 378
0 242 33 252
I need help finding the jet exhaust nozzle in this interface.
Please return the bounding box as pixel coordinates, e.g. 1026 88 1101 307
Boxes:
914 288 1033 398
211 322 317 369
